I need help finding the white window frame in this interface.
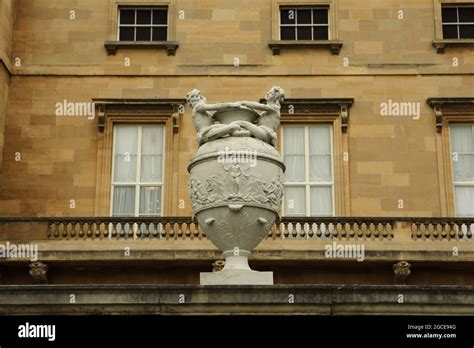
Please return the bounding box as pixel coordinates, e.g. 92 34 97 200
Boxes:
279 6 331 40
117 6 169 41
450 124 474 217
441 5 474 39
110 124 165 217
281 124 335 217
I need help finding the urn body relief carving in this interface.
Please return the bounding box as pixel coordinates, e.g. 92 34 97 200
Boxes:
187 87 286 285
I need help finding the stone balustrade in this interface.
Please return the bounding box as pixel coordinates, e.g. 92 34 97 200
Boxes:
0 216 473 242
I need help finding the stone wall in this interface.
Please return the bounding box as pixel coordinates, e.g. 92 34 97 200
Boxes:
0 0 472 217
0 0 15 169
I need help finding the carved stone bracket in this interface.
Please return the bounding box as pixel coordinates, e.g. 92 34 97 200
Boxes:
261 98 354 133
427 98 474 132
93 98 186 133
29 262 48 284
393 261 411 285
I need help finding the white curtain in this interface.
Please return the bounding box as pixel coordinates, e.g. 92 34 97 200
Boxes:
283 127 305 182
114 126 138 182
451 125 474 182
309 125 332 182
284 187 305 215
113 186 135 216
139 186 162 216
310 186 332 216
455 187 474 217
141 125 164 182
451 125 474 216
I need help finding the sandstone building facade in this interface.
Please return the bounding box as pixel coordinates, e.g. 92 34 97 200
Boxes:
0 0 473 314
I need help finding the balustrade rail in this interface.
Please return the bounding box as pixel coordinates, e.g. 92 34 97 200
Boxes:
0 217 473 242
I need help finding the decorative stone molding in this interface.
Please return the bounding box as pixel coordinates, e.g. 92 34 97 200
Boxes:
427 97 474 132
93 98 186 133
29 262 48 284
432 39 474 54
1 284 474 315
104 41 179 56
393 261 411 285
212 260 225 272
260 98 354 132
268 40 343 55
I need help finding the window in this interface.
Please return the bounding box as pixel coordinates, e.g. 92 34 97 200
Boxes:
118 7 168 41
111 124 165 217
442 6 474 39
280 7 329 40
450 124 474 217
281 124 334 216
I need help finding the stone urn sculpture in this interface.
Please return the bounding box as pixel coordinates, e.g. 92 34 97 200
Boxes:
187 87 286 285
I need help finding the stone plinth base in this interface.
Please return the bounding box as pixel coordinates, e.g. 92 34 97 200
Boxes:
200 270 273 285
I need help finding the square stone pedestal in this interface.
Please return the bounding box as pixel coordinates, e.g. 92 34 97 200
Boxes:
200 270 273 285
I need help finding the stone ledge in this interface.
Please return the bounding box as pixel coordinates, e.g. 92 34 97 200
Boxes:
432 39 474 53
104 41 179 56
268 40 343 55
0 284 472 315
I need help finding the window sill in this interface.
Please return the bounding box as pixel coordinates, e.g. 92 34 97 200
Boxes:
104 41 179 56
432 39 474 54
268 40 343 55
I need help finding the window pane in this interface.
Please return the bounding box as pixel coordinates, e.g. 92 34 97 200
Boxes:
141 126 164 182
113 186 135 216
281 27 296 40
460 25 474 39
443 25 458 39
310 186 333 216
120 9 135 24
281 9 296 25
451 125 474 152
119 27 135 41
152 27 167 41
455 186 474 217
140 187 162 216
297 26 312 40
309 125 331 153
313 9 328 24
284 187 305 215
137 10 151 24
309 155 331 182
313 26 329 40
153 9 168 24
309 126 332 182
136 27 151 41
442 7 458 23
297 9 312 24
114 126 138 182
283 127 305 182
453 154 474 181
451 125 474 182
459 7 474 22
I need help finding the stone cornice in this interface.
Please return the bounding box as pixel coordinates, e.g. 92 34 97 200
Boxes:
0 284 472 315
427 97 474 132
259 98 354 132
93 98 186 133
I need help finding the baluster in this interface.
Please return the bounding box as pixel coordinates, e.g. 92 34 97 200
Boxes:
295 223 302 239
312 223 319 239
